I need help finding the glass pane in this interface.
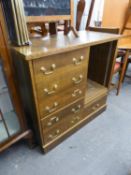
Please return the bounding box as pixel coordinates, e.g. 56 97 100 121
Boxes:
0 63 6 89
0 60 21 143
0 88 13 114
0 121 8 143
3 111 20 136
23 0 70 16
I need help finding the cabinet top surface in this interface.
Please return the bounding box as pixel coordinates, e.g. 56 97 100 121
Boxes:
11 31 121 60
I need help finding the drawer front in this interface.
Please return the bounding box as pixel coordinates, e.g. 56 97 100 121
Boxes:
34 54 88 95
82 96 107 119
39 85 86 119
33 49 89 118
33 48 89 78
41 100 84 144
36 66 87 101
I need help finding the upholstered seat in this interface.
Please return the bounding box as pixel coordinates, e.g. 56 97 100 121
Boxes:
117 49 126 57
114 61 121 74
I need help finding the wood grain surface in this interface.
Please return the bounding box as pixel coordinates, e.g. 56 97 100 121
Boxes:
11 31 121 60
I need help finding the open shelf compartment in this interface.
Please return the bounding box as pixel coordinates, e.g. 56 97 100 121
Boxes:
85 79 108 105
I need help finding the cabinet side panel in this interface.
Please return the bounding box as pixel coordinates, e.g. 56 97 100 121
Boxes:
11 52 41 145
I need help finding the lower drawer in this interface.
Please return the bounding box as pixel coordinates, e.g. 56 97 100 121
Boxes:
82 95 107 119
41 99 84 144
41 95 107 145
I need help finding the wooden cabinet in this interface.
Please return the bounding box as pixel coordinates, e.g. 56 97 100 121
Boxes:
0 2 32 153
11 31 120 153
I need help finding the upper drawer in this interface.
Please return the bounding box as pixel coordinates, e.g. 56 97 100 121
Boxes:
33 48 89 79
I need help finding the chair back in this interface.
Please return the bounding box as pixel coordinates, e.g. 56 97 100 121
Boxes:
76 0 95 31
76 0 86 31
88 27 120 34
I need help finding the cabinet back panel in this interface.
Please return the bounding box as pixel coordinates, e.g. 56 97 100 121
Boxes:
88 41 117 87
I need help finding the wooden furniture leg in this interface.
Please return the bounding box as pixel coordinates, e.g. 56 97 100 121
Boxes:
64 20 78 37
123 58 131 79
64 20 69 35
40 23 48 36
24 130 36 148
117 50 130 95
49 22 57 35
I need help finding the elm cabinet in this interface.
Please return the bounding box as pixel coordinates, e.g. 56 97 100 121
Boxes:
11 31 120 152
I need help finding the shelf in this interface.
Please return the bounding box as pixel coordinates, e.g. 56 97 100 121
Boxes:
85 79 108 105
0 111 21 143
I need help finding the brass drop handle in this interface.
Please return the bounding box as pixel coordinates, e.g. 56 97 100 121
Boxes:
44 84 58 95
40 64 56 75
72 105 81 114
96 104 100 107
72 89 82 97
92 104 100 111
73 56 84 65
71 116 80 124
47 116 60 127
48 129 60 139
72 75 83 84
45 102 59 113
92 106 97 111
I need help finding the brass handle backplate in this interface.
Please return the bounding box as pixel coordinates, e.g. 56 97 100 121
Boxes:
44 84 58 95
73 56 84 65
45 102 59 114
72 75 83 85
47 116 60 127
72 105 81 114
71 116 80 124
48 129 60 140
92 103 100 111
72 89 82 97
40 64 56 75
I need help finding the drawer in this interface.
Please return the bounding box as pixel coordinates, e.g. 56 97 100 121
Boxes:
39 86 86 118
36 67 87 102
34 56 88 94
41 99 84 144
82 96 107 119
33 48 89 78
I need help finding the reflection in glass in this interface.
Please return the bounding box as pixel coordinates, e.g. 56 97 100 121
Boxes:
0 60 20 143
23 0 70 16
0 120 8 143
